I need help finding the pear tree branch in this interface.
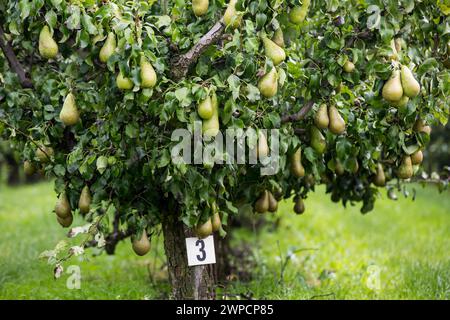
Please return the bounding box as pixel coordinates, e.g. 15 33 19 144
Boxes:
281 100 315 123
0 25 33 88
170 20 225 80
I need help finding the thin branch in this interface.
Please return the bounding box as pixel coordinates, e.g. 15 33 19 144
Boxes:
170 20 225 80
0 25 33 88
281 100 315 123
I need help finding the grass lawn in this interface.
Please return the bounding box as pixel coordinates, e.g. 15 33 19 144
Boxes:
0 181 449 299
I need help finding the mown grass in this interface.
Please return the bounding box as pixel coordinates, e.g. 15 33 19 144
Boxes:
0 181 448 299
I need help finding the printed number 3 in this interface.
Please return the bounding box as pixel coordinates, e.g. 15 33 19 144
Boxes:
196 239 206 261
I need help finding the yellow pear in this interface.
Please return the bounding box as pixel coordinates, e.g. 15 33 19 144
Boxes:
196 219 213 239
373 163 386 187
413 119 431 135
254 190 270 213
391 95 409 108
55 192 71 219
310 126 326 154
291 147 305 178
263 37 286 66
382 70 403 102
39 26 58 59
314 104 329 129
289 0 310 24
400 65 420 98
397 155 413 179
258 67 278 98
343 61 355 73
411 150 423 165
116 72 134 90
223 0 242 29
132 230 151 256
23 160 36 176
36 146 54 163
60 93 80 126
202 93 220 137
57 213 73 228
193 0 209 16
257 131 269 159
211 208 221 232
198 96 213 120
78 185 92 214
293 197 305 214
99 32 116 63
140 55 157 88
268 191 278 213
272 28 285 48
328 106 346 135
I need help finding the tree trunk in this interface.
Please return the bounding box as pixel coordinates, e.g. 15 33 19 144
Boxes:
162 214 216 300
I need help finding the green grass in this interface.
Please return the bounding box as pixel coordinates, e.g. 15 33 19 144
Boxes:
0 181 449 299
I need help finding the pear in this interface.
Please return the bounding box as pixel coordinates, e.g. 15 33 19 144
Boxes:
223 0 242 29
400 65 420 98
328 106 346 135
132 230 151 256
198 96 213 120
268 191 278 213
413 119 432 135
272 28 285 48
334 159 345 175
99 32 116 63
202 93 220 137
373 163 386 187
36 146 54 163
395 38 405 54
397 155 413 180
196 219 213 239
343 61 355 73
193 0 209 16
55 192 71 219
291 147 305 178
289 0 310 25
411 150 423 165
116 72 134 90
293 197 305 215
258 67 278 98
391 95 409 108
212 211 221 232
382 70 403 102
60 93 80 126
57 213 73 228
257 131 269 159
140 55 157 88
310 126 326 154
78 185 92 214
254 190 270 213
23 161 36 176
350 157 359 174
314 104 329 129
39 26 58 59
263 36 286 66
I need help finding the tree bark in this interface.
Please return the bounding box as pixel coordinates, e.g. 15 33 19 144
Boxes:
162 214 216 300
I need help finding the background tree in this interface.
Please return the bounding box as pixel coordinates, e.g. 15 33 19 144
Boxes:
0 0 449 299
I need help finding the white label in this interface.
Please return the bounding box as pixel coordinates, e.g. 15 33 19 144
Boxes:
185 235 216 266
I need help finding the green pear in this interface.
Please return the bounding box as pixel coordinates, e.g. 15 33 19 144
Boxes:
390 95 409 108
382 70 403 102
263 36 286 66
36 146 54 163
310 126 326 154
257 131 269 159
254 190 270 213
23 160 36 176
258 67 278 98
268 191 278 213
397 155 413 179
291 147 305 178
99 32 116 63
211 206 221 232
223 0 242 29
39 26 58 59
202 93 220 137
116 72 134 90
343 61 355 73
314 104 329 129
289 0 310 24
78 185 92 214
57 213 73 228
198 96 213 120
55 192 71 219
196 219 213 239
193 0 209 16
60 93 80 126
132 230 151 256
328 106 346 135
413 119 432 135
411 150 423 165
272 28 285 48
400 65 420 98
373 163 386 187
293 197 305 215
140 55 157 88
334 159 345 175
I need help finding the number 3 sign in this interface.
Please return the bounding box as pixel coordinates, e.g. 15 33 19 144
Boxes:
185 235 216 266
